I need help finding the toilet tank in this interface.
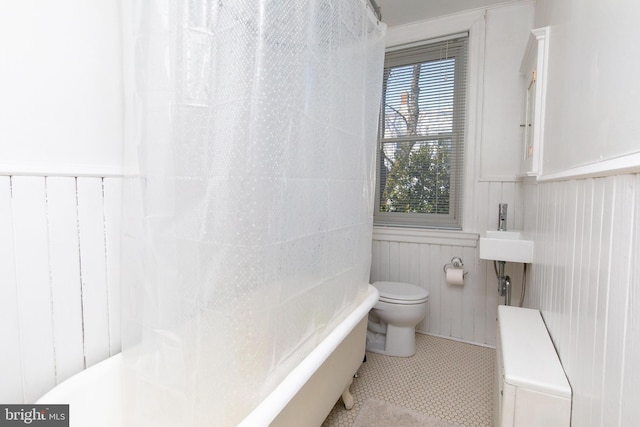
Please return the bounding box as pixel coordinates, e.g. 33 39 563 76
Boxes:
495 306 571 427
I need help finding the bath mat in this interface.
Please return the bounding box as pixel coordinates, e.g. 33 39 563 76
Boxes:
352 398 462 427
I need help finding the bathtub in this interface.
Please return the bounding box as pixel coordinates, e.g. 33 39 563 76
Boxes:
37 284 379 426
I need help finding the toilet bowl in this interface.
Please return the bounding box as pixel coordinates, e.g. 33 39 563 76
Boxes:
366 281 429 357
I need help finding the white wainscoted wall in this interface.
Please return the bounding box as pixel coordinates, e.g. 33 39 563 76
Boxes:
518 0 640 425
522 175 640 425
0 176 122 403
0 0 123 404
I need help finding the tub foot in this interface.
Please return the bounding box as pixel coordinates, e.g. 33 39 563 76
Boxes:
341 378 354 410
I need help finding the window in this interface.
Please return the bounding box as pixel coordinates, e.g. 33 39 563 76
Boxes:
375 34 468 229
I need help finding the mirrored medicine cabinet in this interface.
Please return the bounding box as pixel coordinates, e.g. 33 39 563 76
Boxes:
519 27 549 178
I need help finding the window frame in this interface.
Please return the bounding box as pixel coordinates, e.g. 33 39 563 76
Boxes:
374 34 468 229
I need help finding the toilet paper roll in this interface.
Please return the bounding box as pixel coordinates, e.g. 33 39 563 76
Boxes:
446 267 464 285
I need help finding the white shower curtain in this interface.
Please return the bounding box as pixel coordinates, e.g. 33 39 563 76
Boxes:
122 1 385 425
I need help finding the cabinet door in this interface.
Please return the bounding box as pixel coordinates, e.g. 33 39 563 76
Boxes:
519 27 549 178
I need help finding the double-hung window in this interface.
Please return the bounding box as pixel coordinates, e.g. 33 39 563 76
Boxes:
375 34 468 229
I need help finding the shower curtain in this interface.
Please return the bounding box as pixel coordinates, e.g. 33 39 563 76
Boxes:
122 1 385 425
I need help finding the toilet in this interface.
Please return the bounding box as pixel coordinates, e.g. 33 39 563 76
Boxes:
366 281 429 357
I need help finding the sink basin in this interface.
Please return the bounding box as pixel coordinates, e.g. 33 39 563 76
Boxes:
479 230 533 263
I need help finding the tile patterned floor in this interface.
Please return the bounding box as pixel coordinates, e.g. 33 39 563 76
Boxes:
322 334 495 427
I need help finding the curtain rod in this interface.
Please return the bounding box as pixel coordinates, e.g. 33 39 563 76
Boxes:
368 0 382 21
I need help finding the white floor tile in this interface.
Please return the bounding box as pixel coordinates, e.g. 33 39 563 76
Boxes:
322 334 495 427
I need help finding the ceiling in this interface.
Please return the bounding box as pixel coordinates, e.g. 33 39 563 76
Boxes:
374 0 509 27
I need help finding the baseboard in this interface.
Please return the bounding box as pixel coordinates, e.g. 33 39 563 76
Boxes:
415 330 496 349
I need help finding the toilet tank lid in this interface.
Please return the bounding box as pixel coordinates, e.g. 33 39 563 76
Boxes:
373 281 429 301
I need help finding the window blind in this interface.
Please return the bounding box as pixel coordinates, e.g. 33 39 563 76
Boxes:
375 34 468 229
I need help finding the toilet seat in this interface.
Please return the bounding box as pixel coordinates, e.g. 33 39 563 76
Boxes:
373 281 429 304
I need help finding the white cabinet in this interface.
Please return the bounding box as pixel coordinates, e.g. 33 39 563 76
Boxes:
495 305 571 427
519 27 549 178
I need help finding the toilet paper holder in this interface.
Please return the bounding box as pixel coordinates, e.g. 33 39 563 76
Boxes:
443 257 468 277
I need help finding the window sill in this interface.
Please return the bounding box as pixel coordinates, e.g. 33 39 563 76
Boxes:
372 225 478 247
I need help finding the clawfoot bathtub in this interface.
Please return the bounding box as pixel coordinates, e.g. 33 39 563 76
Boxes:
37 285 379 426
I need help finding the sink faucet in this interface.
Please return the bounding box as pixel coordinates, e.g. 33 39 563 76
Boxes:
498 203 508 231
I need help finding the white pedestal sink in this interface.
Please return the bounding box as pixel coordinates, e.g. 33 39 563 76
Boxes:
479 230 533 263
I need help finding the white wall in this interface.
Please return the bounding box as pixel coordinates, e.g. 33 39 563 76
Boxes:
533 0 640 174
0 1 123 176
0 1 123 403
371 1 533 347
479 3 533 180
376 0 512 27
519 1 640 426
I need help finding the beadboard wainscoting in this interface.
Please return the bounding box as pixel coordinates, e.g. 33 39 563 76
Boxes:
0 175 121 403
372 228 502 347
523 173 640 426
1 175 524 401
371 229 487 345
